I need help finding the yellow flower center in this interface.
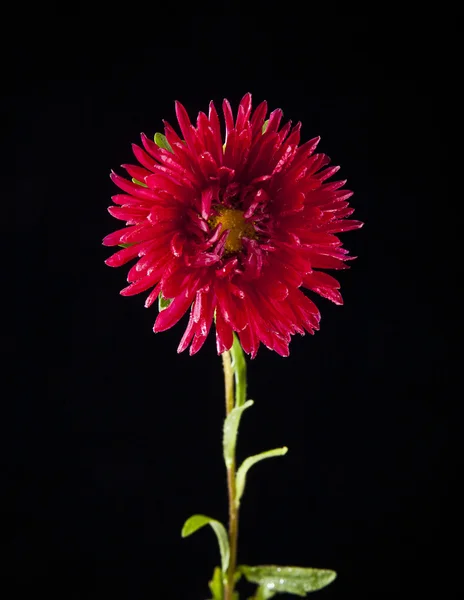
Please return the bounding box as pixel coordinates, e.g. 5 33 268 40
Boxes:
210 207 256 254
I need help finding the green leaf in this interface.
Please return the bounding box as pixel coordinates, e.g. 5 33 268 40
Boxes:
240 565 337 597
118 243 133 248
154 132 173 152
262 119 269 134
181 514 230 574
223 400 254 469
235 447 288 507
208 567 223 600
230 333 247 408
158 292 173 312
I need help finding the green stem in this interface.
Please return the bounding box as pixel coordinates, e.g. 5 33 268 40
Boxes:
222 350 239 600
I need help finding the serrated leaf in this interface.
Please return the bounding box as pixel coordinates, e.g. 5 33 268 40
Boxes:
118 243 133 248
131 177 148 187
235 447 288 507
158 292 173 312
208 566 223 600
230 333 247 408
181 514 230 574
154 132 173 153
240 565 337 597
223 400 254 469
262 120 269 134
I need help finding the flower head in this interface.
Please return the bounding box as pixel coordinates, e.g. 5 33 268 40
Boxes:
104 94 363 357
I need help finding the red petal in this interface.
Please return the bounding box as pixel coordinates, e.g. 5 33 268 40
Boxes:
269 258 303 288
306 253 350 270
191 253 221 267
277 120 292 143
303 272 343 305
198 152 218 180
140 133 163 159
174 101 199 156
177 309 196 353
120 272 162 296
111 194 143 206
284 122 302 147
110 172 158 200
215 258 238 278
222 98 234 138
146 164 195 189
320 219 364 233
208 101 223 161
170 232 184 257
144 282 162 308
265 108 283 133
250 100 268 137
215 282 247 331
154 284 199 332
235 92 252 131
131 144 157 172
103 226 134 247
107 205 149 223
201 187 214 220
105 243 141 267
215 308 234 354
316 165 340 182
122 164 152 182
163 119 183 148
162 264 192 298
120 224 156 245
189 287 215 355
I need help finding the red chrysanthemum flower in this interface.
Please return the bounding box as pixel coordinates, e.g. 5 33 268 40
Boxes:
104 93 363 357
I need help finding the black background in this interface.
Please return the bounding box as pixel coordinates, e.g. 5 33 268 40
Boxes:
10 3 455 598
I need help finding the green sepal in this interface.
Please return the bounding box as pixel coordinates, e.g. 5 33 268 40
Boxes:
230 333 247 408
181 514 230 574
158 292 173 312
131 177 148 187
235 447 288 507
262 119 269 134
118 243 133 248
240 565 337 597
154 132 173 152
